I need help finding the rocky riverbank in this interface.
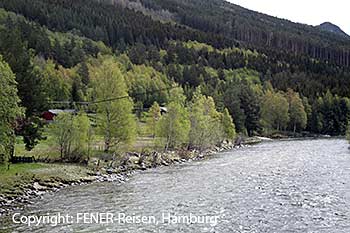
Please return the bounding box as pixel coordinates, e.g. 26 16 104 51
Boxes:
0 137 263 216
0 165 135 216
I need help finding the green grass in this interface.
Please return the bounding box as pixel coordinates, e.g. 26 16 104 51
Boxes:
0 163 45 176
13 119 158 159
0 126 163 200
0 162 93 198
14 135 61 160
0 163 50 196
1 127 188 201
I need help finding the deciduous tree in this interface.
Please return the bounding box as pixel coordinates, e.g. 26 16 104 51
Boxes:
286 89 307 133
49 112 92 162
146 102 161 138
221 108 236 141
156 87 190 151
261 90 289 132
189 88 223 150
0 57 23 163
91 57 136 153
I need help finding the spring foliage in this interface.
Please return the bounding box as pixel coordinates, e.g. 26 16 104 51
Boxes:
286 89 307 133
0 57 23 163
155 87 236 151
91 57 136 152
189 89 225 150
156 88 190 151
261 90 290 132
1 0 350 162
49 112 92 162
146 102 161 138
221 108 236 141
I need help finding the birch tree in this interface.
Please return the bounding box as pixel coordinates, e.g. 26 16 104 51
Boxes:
286 89 307 133
146 102 161 138
189 89 224 151
91 57 136 153
156 87 190 151
261 90 289 132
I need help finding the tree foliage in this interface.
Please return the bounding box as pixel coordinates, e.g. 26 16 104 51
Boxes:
0 57 23 163
156 87 190 151
221 108 236 141
91 57 136 152
188 88 224 150
286 89 307 133
49 112 92 162
261 90 290 132
126 65 170 107
0 0 350 161
146 102 161 138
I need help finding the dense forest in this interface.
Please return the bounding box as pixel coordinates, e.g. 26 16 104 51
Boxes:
1 0 350 163
136 0 350 67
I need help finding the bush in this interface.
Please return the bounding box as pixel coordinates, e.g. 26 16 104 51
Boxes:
48 112 93 162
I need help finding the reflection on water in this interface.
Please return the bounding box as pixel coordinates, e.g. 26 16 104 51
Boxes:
1 139 350 232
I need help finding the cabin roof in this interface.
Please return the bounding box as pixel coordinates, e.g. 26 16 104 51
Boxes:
48 109 76 115
160 107 168 112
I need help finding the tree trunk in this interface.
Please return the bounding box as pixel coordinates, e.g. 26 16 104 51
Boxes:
105 110 111 153
60 145 63 160
104 139 110 153
9 131 15 162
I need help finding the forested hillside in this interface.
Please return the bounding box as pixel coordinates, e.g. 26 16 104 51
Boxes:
0 0 350 163
317 22 349 38
135 0 350 67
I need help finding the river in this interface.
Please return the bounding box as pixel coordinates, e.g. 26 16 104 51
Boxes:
1 139 350 232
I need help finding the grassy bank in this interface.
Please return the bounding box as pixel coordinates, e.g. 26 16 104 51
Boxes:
0 163 94 206
0 144 186 214
0 152 188 215
1 135 262 214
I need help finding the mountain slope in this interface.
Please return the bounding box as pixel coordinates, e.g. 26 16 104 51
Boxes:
134 0 350 67
317 22 349 37
1 0 350 67
0 0 236 50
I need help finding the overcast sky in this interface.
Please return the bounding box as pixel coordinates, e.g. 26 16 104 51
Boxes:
227 0 350 35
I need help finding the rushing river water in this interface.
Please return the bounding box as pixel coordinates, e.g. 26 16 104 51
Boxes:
1 139 350 232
